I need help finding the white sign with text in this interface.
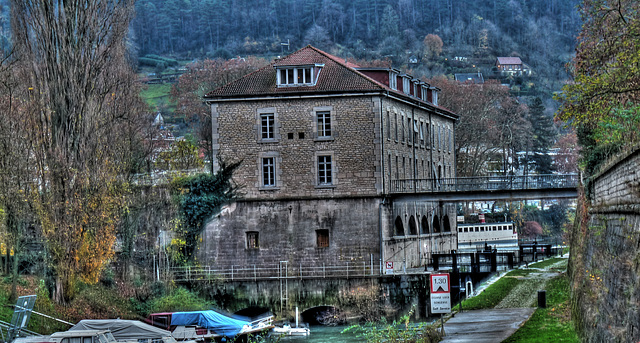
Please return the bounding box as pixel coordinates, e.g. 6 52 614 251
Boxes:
430 273 451 314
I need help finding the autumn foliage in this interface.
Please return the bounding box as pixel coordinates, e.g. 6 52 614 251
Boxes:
9 0 148 303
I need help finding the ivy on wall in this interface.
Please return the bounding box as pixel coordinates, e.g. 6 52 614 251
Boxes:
171 161 241 262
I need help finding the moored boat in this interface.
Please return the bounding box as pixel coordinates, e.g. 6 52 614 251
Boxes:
272 324 310 336
146 309 274 342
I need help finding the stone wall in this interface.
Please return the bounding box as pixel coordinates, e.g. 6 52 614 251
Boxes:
385 201 457 269
212 96 381 199
569 147 640 343
182 274 434 321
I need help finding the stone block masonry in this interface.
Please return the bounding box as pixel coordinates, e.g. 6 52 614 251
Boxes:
570 147 640 343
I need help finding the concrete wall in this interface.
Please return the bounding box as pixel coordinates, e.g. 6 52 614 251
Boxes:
199 198 382 269
570 148 640 343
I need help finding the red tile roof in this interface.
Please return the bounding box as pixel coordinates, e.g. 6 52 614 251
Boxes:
204 45 458 119
496 57 523 65
205 46 385 98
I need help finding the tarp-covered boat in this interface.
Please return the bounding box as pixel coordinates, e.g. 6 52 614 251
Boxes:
146 310 273 341
69 319 178 343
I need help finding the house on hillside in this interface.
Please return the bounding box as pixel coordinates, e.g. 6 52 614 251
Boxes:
201 45 458 274
495 57 531 76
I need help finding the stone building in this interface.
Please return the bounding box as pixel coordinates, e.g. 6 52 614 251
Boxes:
200 46 458 273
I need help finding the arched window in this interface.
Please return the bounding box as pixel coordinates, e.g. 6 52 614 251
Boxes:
421 215 430 234
409 216 417 235
433 215 441 233
443 214 451 232
394 216 405 236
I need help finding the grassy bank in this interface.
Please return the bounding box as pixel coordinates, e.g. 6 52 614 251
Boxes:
502 273 578 343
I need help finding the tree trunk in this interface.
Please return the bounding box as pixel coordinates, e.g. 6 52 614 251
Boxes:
10 242 18 304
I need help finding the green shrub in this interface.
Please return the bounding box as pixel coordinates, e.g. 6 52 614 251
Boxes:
148 287 211 314
342 308 442 343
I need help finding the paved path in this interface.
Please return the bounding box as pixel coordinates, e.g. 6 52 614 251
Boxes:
440 308 535 343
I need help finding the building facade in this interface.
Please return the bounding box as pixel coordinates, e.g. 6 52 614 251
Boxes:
201 46 458 273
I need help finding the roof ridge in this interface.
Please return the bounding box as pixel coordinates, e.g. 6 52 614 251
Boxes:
305 45 387 92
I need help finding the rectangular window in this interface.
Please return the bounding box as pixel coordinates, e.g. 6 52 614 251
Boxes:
261 113 275 139
394 113 398 141
279 69 294 85
386 112 391 140
420 122 425 146
317 229 329 248
317 111 332 137
278 67 316 86
401 115 405 142
262 157 275 187
426 125 430 148
247 232 259 249
395 156 399 179
318 155 332 185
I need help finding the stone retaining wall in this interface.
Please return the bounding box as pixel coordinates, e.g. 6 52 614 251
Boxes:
570 148 640 343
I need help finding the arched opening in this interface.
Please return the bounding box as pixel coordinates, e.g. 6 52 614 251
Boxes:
421 215 429 234
394 216 404 236
443 214 451 232
408 216 417 235
301 306 343 325
433 215 441 233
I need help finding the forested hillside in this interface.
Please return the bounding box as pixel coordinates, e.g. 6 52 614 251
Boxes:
0 0 580 90
130 0 580 85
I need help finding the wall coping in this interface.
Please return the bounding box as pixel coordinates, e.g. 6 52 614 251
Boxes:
592 144 640 182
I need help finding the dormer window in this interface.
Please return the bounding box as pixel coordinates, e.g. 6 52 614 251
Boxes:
276 64 322 87
389 71 398 90
421 85 429 102
402 77 410 94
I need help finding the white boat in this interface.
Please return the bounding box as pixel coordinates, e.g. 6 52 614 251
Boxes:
272 325 310 336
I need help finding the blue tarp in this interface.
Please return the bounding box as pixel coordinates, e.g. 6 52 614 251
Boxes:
170 310 250 337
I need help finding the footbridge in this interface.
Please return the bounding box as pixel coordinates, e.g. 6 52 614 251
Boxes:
390 173 579 201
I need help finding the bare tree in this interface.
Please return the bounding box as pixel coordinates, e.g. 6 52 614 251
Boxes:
0 53 37 303
10 0 144 303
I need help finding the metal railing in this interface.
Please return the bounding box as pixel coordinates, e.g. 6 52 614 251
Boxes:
171 261 376 282
391 173 579 194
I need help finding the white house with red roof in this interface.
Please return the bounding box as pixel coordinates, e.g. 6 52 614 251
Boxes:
495 56 530 76
201 46 458 274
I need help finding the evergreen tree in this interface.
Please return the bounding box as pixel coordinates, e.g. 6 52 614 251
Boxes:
528 97 556 174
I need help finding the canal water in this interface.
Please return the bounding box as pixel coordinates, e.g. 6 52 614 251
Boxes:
268 325 361 343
